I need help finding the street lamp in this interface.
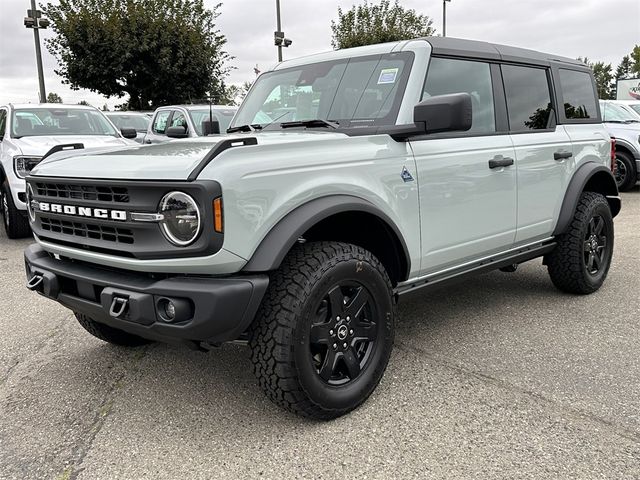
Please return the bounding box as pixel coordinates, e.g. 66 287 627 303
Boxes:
274 0 292 62
24 0 50 103
442 0 451 37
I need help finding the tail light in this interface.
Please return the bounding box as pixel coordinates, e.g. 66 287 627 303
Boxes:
610 136 616 174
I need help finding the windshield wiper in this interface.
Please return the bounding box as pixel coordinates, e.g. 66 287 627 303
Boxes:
279 119 339 130
226 124 263 134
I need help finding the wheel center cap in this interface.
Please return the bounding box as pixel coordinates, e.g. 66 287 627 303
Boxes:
337 324 348 340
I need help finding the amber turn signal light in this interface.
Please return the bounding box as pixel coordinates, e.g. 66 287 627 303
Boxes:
213 197 223 233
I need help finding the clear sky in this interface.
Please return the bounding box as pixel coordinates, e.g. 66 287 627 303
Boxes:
0 0 638 108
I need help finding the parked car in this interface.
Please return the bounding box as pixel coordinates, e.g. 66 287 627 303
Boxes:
104 111 150 144
607 99 640 117
24 37 619 419
0 103 137 238
600 99 640 191
144 105 238 144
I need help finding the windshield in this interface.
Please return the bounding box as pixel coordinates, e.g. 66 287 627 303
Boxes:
106 113 150 132
12 108 118 138
230 52 414 130
627 104 640 116
189 109 236 135
600 102 640 122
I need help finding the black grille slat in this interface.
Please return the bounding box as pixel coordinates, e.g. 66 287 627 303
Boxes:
36 183 129 203
41 217 134 244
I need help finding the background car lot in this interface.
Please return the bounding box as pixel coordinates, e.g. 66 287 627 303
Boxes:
0 189 638 479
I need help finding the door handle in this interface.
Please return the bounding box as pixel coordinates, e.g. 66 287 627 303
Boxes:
554 150 573 161
488 156 514 169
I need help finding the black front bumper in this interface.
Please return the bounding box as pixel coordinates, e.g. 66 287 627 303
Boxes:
24 244 269 348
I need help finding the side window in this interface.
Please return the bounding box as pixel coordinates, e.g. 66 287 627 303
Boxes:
0 109 6 139
169 111 188 131
422 57 495 133
152 111 171 134
559 69 597 120
502 65 553 132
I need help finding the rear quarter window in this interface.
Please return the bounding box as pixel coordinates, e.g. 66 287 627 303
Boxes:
558 69 598 121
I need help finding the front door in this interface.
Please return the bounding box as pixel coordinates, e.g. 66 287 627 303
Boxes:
412 57 517 274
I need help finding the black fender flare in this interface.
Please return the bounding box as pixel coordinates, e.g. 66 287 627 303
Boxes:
241 194 411 278
553 163 620 236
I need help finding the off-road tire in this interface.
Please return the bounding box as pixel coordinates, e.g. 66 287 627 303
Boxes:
1 181 30 239
614 150 637 192
74 312 152 347
249 242 395 420
547 192 614 294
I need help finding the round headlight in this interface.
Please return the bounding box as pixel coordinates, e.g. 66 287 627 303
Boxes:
159 191 201 246
26 183 36 222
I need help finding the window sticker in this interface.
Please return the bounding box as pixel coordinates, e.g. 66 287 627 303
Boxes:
377 68 399 85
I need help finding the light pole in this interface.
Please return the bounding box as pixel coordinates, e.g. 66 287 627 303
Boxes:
24 0 50 102
274 0 292 62
442 0 451 37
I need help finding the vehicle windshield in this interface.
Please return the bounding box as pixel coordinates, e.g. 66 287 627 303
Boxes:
106 113 150 132
11 108 119 138
628 103 640 116
600 102 640 122
230 52 413 130
189 109 236 135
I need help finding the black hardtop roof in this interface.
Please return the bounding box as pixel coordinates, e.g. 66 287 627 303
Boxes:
423 37 585 68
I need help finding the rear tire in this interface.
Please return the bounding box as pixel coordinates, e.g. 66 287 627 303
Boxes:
546 192 614 294
249 242 395 419
1 181 30 239
614 150 636 192
74 313 152 347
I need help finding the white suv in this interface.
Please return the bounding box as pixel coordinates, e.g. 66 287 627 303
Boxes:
0 103 137 238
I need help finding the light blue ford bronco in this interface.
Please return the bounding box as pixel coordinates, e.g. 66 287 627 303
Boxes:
24 37 620 419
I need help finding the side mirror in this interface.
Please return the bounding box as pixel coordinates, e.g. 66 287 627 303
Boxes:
202 119 220 136
166 126 189 138
389 92 473 141
120 127 138 139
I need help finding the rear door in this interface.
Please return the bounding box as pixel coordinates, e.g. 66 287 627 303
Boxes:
411 57 518 273
502 64 574 242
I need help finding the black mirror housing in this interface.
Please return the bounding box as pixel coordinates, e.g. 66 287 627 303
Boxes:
120 127 138 139
415 92 473 134
202 119 220 136
166 126 189 138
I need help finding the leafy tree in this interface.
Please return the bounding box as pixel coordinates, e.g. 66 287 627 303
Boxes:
102 104 109 111
44 0 231 110
77 100 90 106
331 0 435 49
591 62 614 99
46 92 63 103
615 55 634 80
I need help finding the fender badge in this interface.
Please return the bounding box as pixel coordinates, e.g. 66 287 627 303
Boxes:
401 166 414 182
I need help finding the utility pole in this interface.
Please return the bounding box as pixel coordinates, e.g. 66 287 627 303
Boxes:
442 0 451 37
274 0 292 62
24 0 50 102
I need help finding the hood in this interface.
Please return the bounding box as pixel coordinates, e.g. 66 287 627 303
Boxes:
16 135 132 156
30 131 349 181
603 122 640 133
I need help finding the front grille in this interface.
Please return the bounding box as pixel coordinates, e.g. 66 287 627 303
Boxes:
35 182 129 203
41 217 134 244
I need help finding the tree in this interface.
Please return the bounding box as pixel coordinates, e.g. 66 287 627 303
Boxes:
631 45 640 76
77 100 90 106
44 0 231 110
615 55 634 80
46 92 62 103
331 0 435 50
591 62 614 99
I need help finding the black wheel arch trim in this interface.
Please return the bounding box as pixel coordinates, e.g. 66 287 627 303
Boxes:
614 138 640 160
241 195 411 280
553 162 620 236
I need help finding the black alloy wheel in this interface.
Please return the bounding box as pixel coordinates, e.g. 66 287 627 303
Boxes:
309 282 378 385
583 215 608 276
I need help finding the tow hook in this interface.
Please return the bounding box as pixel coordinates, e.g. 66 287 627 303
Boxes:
109 296 129 319
26 274 44 291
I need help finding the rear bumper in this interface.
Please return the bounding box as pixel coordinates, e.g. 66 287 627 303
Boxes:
24 244 269 348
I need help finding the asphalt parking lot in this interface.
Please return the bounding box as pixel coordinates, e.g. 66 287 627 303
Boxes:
0 189 638 480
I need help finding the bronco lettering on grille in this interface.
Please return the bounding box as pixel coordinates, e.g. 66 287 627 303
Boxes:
37 202 127 221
